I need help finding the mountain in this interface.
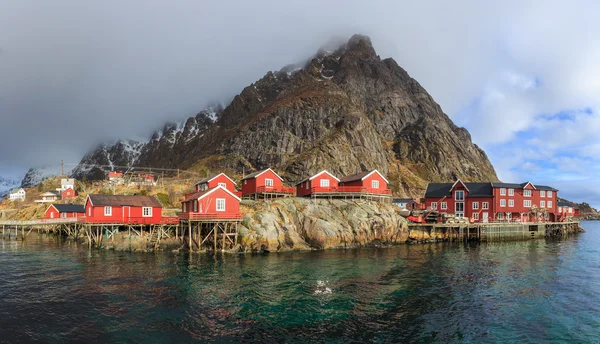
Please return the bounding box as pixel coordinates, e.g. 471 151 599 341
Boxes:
0 176 21 198
71 140 144 180
71 34 498 196
20 166 64 188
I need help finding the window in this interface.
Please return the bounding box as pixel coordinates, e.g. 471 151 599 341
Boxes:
193 200 198 213
218 182 227 188
524 190 532 197
104 206 112 216
244 180 247 185
306 182 309 189
524 200 532 207
88 207 92 217
498 213 504 220
540 201 546 208
473 213 479 220
431 202 437 209
183 203 187 212
61 213 66 218
548 201 552 208
482 202 489 210
508 199 514 207
440 202 447 210
50 212 54 219
455 202 464 212
500 199 506 207
321 179 330 187
455 190 464 201
265 179 274 187
507 213 512 220
540 190 546 197
372 180 380 189
569 207 573 213
472 202 479 210
216 198 226 211
508 188 514 196
500 188 506 196
547 191 553 197
142 207 152 217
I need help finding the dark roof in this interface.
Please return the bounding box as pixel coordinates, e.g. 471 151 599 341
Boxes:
557 201 572 207
393 198 415 203
194 174 220 185
183 187 217 202
424 182 493 198
88 194 162 207
52 204 85 213
241 169 283 181
536 185 558 191
340 171 372 183
491 182 526 188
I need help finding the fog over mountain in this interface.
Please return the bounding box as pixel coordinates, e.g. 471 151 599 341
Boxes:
2 1 600 205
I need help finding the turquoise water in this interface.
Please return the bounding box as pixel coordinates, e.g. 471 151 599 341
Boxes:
0 222 599 343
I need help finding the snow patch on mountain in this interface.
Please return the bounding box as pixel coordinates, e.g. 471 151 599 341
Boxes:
0 176 22 198
20 166 66 188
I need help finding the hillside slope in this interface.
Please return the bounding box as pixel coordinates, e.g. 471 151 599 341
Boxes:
72 35 498 197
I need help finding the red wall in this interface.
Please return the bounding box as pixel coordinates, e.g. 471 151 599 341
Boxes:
85 198 163 224
196 174 237 193
242 170 282 195
182 187 240 217
62 188 76 199
45 206 84 219
296 172 339 197
340 171 389 194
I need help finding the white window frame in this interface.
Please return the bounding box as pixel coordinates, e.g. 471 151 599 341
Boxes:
455 190 464 201
61 213 66 219
183 203 187 213
508 199 514 207
500 199 506 207
265 179 274 187
524 190 532 197
104 206 112 216
548 201 552 208
500 188 506 196
216 198 226 212
50 212 54 219
193 200 198 213
507 213 512 220
372 180 379 189
473 213 479 220
88 207 92 217
547 191 553 197
482 202 489 210
142 207 152 217
321 179 330 188
218 182 227 188
472 202 479 210
508 188 514 196
540 190 546 197
244 180 247 185
440 202 447 210
498 213 504 220
524 200 532 207
569 207 573 213
431 202 437 209
540 201 546 208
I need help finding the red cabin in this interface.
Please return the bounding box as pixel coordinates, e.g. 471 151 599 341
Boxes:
295 170 340 197
84 194 164 224
45 204 85 219
241 168 294 199
61 187 76 200
194 173 237 194
339 170 391 195
180 186 241 221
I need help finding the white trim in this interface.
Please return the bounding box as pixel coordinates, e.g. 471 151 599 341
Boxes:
216 198 226 212
265 178 274 187
320 179 330 187
360 170 390 184
194 173 237 186
482 202 489 209
372 180 380 189
242 168 284 181
308 170 340 182
450 179 470 192
440 202 447 210
190 185 241 202
104 206 112 216
472 202 479 210
508 199 514 207
522 181 536 190
508 188 514 196
524 189 532 197
142 207 152 217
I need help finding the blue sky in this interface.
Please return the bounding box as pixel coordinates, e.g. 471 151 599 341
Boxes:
1 0 600 206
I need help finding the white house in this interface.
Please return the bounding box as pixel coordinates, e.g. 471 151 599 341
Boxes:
9 188 26 201
57 178 75 192
35 191 60 203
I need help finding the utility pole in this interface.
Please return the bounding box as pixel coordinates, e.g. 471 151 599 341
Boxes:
61 160 64 176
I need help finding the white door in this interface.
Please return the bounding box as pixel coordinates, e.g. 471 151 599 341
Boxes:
455 202 464 217
482 212 488 223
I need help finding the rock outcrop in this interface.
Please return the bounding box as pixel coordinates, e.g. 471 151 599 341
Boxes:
72 34 498 197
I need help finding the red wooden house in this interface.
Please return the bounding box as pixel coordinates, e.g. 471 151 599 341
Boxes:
84 194 164 224
61 187 76 200
180 185 241 221
295 170 340 197
45 204 85 219
241 168 294 199
338 170 391 195
194 173 238 194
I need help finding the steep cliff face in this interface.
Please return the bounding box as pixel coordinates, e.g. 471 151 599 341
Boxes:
71 140 143 180
72 34 498 196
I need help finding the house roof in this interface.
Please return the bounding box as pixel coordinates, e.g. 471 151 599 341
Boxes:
87 194 162 207
241 168 284 181
295 170 340 185
393 198 415 203
10 188 25 194
194 173 237 186
491 182 557 191
536 185 558 191
183 185 241 202
557 201 572 207
339 170 389 184
424 182 493 198
40 191 60 197
50 204 85 213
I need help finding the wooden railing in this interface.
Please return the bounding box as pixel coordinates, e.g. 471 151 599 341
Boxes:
310 186 392 195
178 212 242 220
256 186 295 194
78 217 180 225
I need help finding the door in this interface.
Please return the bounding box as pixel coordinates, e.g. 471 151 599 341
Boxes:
482 212 489 223
455 202 464 218
123 206 130 223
